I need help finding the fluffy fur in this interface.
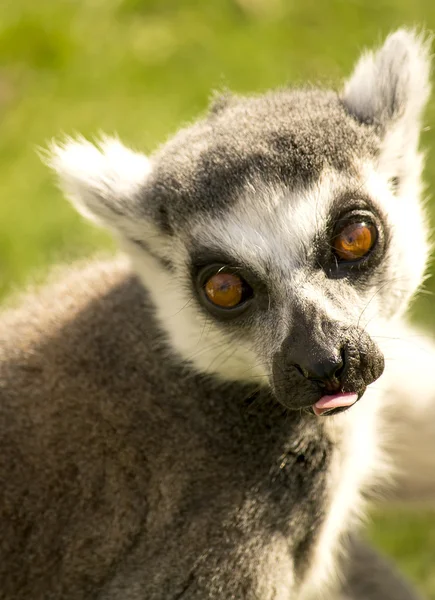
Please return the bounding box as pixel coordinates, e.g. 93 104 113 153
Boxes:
1 29 434 599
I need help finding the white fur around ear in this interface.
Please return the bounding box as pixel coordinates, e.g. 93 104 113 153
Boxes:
46 136 151 228
343 29 432 189
343 29 431 130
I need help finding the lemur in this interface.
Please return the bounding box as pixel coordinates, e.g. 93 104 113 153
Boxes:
0 28 434 600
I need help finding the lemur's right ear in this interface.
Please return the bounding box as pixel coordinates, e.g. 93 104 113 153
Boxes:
47 136 153 239
342 29 432 187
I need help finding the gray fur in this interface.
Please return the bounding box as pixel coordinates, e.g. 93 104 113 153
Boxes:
0 261 422 599
143 89 380 232
1 29 433 600
0 262 329 598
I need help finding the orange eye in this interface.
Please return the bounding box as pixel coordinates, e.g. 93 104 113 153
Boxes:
204 273 244 308
333 222 377 261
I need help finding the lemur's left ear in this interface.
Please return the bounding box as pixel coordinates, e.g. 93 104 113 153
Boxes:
342 29 432 185
47 136 152 238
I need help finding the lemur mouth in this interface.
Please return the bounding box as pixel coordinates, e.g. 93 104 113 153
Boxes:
312 392 359 416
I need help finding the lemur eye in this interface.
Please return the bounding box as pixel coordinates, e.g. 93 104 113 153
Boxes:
333 222 377 261
205 273 244 308
197 265 254 317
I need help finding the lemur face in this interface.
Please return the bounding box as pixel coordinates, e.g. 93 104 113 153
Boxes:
183 169 388 414
50 30 431 415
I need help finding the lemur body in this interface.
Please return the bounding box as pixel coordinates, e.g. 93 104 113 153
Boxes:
0 30 434 599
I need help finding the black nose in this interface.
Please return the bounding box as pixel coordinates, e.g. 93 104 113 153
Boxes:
272 308 385 411
294 351 344 391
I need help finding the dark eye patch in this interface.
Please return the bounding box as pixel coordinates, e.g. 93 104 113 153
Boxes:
189 246 271 321
316 194 388 279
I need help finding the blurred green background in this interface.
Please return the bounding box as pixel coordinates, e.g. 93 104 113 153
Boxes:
0 0 434 595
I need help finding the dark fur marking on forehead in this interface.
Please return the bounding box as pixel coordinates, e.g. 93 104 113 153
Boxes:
142 88 380 230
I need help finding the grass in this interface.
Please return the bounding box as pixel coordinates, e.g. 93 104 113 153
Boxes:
369 509 435 594
0 0 434 595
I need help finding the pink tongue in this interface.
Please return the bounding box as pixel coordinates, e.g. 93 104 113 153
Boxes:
313 392 358 416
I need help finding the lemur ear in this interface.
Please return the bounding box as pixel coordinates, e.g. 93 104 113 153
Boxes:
47 136 151 237
343 29 431 131
342 29 432 187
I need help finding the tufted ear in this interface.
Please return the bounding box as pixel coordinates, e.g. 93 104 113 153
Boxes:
342 29 432 189
47 136 152 237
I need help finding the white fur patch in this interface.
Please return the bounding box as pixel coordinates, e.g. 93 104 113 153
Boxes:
358 160 430 317
192 175 332 281
46 136 151 227
126 240 269 383
299 391 387 600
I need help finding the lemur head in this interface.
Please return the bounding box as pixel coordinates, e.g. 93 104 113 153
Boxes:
50 30 431 416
